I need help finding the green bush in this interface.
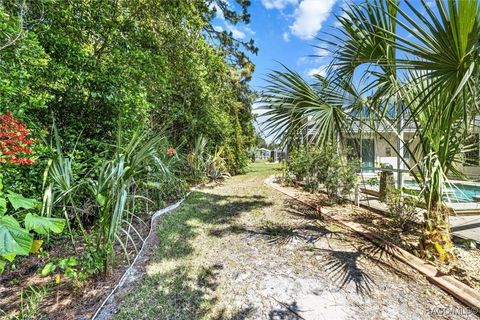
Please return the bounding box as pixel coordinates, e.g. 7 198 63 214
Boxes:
39 128 187 276
287 144 358 201
0 0 258 279
145 177 188 209
287 148 311 181
386 188 419 231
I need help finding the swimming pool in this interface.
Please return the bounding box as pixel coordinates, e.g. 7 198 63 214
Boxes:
403 180 480 202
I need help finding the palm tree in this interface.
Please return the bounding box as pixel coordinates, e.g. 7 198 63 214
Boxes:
260 0 480 261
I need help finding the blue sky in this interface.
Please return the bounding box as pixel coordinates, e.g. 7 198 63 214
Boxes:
246 0 341 90
211 0 433 141
215 0 346 140
211 0 344 90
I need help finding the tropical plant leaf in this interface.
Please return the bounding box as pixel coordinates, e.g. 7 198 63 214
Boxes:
24 213 65 235
30 239 43 253
2 253 16 262
58 257 78 269
0 197 6 216
6 191 39 210
0 215 33 255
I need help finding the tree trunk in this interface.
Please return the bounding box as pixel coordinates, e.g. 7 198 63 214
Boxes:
420 203 455 263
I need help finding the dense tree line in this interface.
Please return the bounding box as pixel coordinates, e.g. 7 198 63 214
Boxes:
0 0 256 195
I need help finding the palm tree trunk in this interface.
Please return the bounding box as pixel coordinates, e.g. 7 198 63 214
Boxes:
420 198 455 262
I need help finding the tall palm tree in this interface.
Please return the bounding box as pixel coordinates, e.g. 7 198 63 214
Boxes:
261 0 480 261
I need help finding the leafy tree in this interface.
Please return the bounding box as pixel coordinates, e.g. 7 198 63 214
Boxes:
1 0 256 178
261 0 480 262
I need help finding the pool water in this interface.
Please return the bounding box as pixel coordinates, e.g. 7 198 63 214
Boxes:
403 180 480 202
448 184 480 202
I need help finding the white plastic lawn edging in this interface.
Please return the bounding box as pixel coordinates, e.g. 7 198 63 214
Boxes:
91 186 201 320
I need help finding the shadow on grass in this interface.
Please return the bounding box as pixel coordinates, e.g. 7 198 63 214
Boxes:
208 219 345 247
252 221 345 245
114 265 220 320
281 198 377 296
212 305 256 320
114 190 273 318
285 195 421 292
156 190 273 261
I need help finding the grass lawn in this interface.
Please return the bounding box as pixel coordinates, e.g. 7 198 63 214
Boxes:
113 162 472 320
114 162 281 319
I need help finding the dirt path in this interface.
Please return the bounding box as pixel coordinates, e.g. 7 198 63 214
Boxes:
113 163 477 319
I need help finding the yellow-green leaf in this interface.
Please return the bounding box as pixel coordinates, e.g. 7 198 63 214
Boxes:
30 240 43 253
1 254 15 262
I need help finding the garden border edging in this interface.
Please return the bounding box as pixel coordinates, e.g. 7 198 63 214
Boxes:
265 175 480 312
91 185 202 320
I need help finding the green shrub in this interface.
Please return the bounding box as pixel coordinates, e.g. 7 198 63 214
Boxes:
86 130 174 274
366 177 379 186
0 173 66 273
278 164 295 185
206 147 231 180
386 188 419 231
286 144 358 201
287 148 310 181
146 177 188 209
40 128 184 276
324 151 358 200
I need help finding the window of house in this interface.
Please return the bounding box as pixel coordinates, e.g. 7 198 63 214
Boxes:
403 140 410 159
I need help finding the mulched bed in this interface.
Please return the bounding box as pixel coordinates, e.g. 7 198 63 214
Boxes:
274 178 480 292
0 215 151 319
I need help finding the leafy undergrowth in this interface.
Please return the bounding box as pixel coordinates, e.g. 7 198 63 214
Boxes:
0 211 151 319
113 163 476 319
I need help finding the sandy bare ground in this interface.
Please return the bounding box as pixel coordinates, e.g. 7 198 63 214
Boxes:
113 163 478 319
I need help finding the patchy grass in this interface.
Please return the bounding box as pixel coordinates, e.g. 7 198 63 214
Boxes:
113 162 475 319
114 163 280 319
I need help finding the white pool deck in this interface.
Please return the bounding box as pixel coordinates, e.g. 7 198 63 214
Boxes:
360 179 480 213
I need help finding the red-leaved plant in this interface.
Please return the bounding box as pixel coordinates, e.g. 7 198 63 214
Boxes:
0 113 65 275
0 112 34 165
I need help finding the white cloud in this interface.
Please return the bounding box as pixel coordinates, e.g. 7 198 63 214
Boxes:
307 65 327 78
261 0 298 10
282 32 290 42
290 0 337 40
244 25 256 35
314 47 329 57
226 24 246 39
213 25 224 32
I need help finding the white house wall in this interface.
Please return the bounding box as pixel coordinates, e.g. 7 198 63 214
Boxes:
375 133 399 168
